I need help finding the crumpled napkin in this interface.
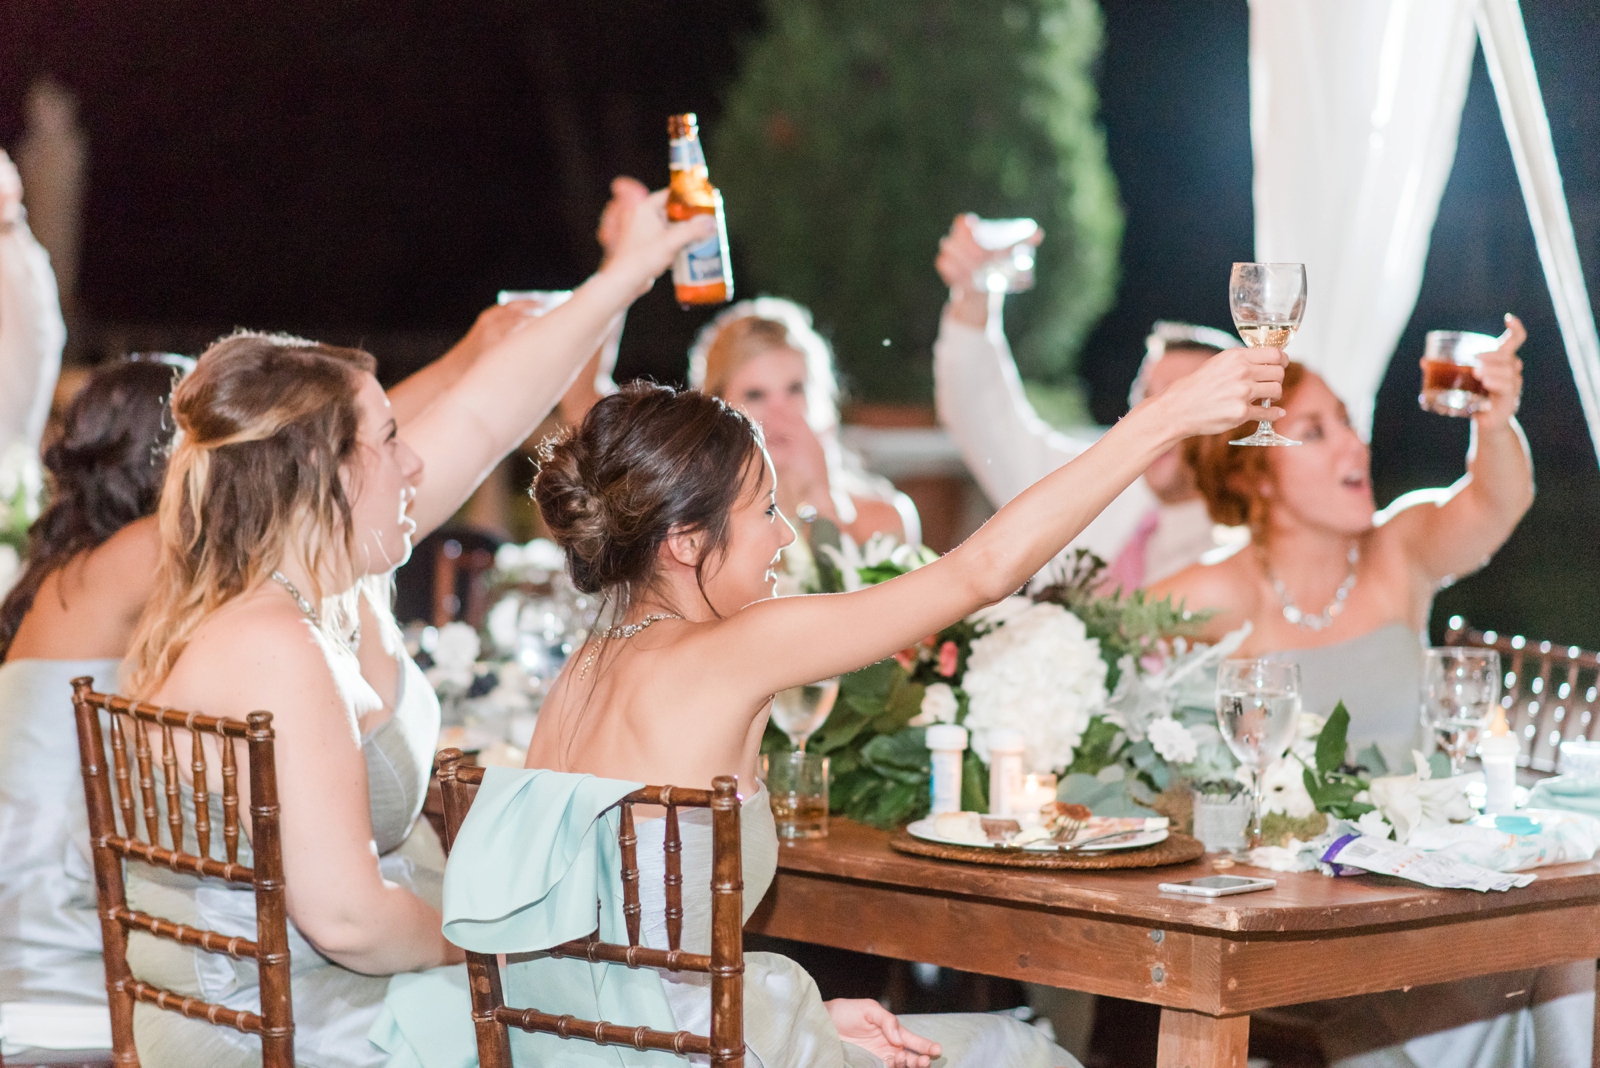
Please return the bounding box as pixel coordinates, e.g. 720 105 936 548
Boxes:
1364 751 1474 843
1527 775 1600 819
1406 809 1600 872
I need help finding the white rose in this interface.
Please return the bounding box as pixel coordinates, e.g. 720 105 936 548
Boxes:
910 682 959 726
1147 716 1199 765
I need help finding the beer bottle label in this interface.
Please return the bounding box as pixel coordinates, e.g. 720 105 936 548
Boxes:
674 231 725 286
669 136 706 171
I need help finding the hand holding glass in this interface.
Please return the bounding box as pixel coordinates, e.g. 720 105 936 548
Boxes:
1216 658 1302 848
1421 648 1502 776
969 217 1039 295
1228 262 1306 447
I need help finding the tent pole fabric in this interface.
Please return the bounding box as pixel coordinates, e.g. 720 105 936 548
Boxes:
1476 0 1600 468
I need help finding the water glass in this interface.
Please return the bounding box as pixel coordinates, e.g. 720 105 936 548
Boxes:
770 678 840 752
762 751 829 841
1421 648 1502 776
1216 658 1301 848
969 217 1039 294
1419 331 1498 417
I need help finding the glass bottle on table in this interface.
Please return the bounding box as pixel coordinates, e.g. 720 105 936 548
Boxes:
1228 262 1307 447
666 112 733 307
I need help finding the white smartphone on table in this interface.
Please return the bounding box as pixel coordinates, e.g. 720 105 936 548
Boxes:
1158 875 1277 897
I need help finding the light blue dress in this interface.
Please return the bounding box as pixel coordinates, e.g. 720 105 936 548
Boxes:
0 656 121 1007
124 650 444 1068
375 767 1076 1068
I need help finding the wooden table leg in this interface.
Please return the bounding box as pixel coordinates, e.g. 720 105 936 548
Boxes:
1156 1008 1249 1068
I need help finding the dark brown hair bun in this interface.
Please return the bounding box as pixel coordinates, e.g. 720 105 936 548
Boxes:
534 382 764 598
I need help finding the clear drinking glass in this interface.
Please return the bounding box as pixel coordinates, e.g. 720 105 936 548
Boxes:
496 289 574 314
769 678 840 752
969 217 1039 294
1228 262 1307 447
1421 648 1502 776
1216 658 1302 848
762 751 829 841
1419 331 1498 417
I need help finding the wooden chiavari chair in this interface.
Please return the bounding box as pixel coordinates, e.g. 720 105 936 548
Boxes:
1444 616 1600 773
434 748 745 1068
70 677 292 1068
432 537 497 627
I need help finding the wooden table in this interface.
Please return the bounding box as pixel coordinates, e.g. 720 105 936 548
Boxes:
746 820 1600 1067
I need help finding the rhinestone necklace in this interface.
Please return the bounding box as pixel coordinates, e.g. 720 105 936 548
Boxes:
269 570 361 650
1264 543 1359 632
578 612 681 680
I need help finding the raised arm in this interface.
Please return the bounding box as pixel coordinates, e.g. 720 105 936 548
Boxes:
385 300 553 427
703 345 1287 701
0 151 65 456
1379 314 1534 584
933 214 1094 507
402 190 713 538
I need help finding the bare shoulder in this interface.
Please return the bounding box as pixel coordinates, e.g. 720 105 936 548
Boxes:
1147 548 1258 640
163 594 353 734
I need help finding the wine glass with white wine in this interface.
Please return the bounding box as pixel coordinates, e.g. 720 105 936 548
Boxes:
1228 262 1307 447
770 678 841 752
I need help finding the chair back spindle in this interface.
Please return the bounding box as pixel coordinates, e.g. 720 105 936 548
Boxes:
71 677 294 1068
435 749 746 1068
1445 619 1600 773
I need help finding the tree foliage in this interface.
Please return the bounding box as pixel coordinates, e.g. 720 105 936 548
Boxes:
711 0 1122 402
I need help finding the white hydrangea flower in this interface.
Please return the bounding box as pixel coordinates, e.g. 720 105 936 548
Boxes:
1147 716 1199 765
427 621 482 691
961 603 1107 774
966 595 1034 632
909 682 959 727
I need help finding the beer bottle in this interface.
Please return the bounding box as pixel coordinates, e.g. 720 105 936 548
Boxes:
666 113 732 307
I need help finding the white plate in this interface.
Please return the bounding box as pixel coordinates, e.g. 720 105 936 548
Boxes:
905 819 1169 853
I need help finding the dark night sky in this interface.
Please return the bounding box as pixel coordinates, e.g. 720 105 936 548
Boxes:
3 0 1599 644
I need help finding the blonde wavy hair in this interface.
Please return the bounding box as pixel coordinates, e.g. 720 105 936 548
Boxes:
686 297 841 432
125 331 378 698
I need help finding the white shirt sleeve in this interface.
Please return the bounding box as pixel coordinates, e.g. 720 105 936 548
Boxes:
0 219 66 456
932 309 1157 572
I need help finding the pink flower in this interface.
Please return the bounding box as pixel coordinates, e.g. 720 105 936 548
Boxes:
937 641 960 678
894 648 917 672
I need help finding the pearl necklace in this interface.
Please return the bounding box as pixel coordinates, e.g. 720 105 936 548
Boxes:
269 570 361 650
1264 544 1359 632
578 613 682 679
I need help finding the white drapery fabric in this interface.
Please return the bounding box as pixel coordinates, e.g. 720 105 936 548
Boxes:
1249 0 1479 438
1249 0 1600 462
1476 0 1600 466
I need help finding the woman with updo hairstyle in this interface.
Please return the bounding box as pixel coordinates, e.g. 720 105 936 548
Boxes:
113 188 711 1068
521 340 1283 1068
0 355 188 1009
689 296 921 548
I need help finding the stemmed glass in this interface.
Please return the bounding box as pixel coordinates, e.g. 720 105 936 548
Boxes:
1228 262 1307 447
770 678 841 752
1216 658 1302 849
1421 648 1502 777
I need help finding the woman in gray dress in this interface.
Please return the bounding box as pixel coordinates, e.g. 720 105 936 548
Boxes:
1152 328 1594 1068
0 356 187 1007
114 188 713 1067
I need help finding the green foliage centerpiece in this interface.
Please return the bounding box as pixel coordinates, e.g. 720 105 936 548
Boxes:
765 543 1244 829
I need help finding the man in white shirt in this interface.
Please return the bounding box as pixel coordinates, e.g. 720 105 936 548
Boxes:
933 213 1238 587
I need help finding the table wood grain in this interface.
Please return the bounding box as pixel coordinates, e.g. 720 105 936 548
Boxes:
747 819 1600 1067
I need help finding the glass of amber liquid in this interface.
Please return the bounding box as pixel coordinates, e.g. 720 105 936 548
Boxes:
762 750 829 841
1419 331 1498 417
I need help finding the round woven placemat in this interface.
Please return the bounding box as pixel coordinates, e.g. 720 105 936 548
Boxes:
888 830 1205 870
